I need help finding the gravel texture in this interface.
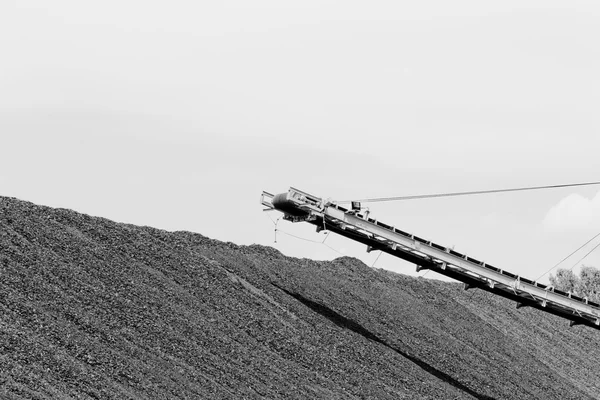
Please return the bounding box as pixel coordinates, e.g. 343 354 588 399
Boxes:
1 196 599 399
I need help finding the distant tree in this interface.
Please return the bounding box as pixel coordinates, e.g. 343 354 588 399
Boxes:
576 266 600 303
549 269 578 294
549 266 600 303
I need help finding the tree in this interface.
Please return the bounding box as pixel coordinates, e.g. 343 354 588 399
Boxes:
576 265 600 303
549 266 600 303
549 268 578 294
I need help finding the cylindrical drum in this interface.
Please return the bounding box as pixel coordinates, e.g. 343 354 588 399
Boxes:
272 193 309 217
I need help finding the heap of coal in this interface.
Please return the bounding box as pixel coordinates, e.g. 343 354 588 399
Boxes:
1 196 599 399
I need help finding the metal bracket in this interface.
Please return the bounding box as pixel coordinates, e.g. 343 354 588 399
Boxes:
367 245 385 253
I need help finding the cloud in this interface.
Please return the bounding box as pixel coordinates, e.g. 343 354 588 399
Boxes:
543 191 600 231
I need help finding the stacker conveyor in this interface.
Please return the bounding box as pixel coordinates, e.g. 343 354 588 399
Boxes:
261 187 600 331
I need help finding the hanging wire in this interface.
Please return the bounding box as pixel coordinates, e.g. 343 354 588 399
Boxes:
276 230 347 257
371 251 382 268
276 229 322 244
266 214 346 257
266 212 280 227
321 231 331 244
324 243 345 256
266 213 281 243
535 231 600 281
320 220 344 253
565 240 600 272
338 180 600 204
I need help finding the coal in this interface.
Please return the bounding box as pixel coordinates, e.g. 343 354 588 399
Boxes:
1 196 599 399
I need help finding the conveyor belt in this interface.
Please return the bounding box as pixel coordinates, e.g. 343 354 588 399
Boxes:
261 187 600 331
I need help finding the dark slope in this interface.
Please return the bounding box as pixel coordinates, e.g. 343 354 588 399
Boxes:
1 196 599 400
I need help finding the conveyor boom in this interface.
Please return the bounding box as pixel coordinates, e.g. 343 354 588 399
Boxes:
261 187 600 331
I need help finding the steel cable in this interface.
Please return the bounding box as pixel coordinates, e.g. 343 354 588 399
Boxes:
338 180 600 204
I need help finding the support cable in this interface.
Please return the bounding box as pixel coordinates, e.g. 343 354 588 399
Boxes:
535 231 600 281
565 240 600 272
338 180 600 204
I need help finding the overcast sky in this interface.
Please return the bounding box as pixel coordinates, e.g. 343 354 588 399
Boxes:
2 0 600 282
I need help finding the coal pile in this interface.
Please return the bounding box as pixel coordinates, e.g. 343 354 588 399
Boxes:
1 196 599 399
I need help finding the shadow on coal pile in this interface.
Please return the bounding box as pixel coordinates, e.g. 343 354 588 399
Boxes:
273 284 496 400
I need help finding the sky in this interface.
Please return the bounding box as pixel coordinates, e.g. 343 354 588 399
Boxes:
2 0 600 283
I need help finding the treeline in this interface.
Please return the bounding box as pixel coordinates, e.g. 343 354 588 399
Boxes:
549 266 600 303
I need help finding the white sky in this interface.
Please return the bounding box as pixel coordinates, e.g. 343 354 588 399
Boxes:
2 0 600 282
